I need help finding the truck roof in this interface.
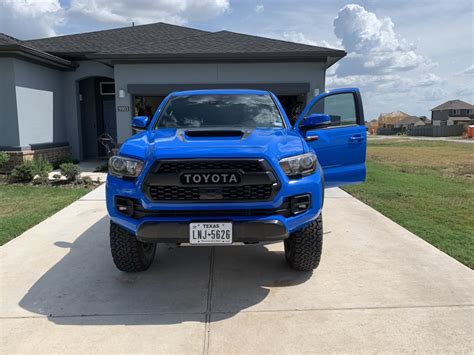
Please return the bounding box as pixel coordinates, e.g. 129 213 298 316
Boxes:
169 89 271 96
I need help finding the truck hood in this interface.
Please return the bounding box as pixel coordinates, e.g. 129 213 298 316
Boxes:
119 128 307 161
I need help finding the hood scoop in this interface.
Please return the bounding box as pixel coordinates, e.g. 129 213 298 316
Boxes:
182 129 249 140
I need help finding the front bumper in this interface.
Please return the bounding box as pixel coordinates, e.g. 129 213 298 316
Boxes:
106 162 324 241
136 220 288 243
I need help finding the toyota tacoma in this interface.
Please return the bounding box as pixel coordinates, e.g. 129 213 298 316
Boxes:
106 89 366 272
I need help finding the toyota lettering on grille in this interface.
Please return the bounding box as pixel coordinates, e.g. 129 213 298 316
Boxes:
181 172 241 185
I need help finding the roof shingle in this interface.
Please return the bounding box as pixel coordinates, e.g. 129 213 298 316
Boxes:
22 22 345 62
24 23 211 54
431 99 474 111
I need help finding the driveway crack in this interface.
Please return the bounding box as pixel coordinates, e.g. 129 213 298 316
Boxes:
203 246 215 355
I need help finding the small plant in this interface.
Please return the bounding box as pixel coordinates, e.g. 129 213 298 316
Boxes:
10 160 36 182
60 162 80 181
33 157 53 177
81 176 93 186
10 158 53 183
33 175 49 185
0 152 9 168
53 156 76 169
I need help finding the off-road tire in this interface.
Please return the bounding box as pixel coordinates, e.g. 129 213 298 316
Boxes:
284 214 323 271
110 222 156 272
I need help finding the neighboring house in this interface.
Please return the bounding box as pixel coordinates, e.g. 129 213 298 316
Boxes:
430 100 474 126
393 116 426 129
376 111 410 128
0 23 345 164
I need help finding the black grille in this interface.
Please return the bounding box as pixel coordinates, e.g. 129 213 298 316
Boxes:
222 185 273 200
156 160 264 174
148 184 273 201
149 186 201 201
143 159 280 203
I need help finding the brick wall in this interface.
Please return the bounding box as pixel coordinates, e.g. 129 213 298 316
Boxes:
0 146 72 173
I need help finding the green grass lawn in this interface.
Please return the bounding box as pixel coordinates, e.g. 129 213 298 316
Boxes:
345 139 474 268
0 184 91 246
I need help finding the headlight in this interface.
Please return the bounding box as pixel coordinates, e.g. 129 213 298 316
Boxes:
279 152 317 177
108 156 144 178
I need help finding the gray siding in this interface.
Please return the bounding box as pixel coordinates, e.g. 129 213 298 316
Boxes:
12 59 66 146
114 62 326 143
431 110 449 125
0 58 20 146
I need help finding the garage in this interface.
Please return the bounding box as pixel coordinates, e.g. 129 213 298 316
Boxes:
0 22 345 160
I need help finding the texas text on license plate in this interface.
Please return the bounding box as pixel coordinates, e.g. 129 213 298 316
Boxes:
189 222 232 244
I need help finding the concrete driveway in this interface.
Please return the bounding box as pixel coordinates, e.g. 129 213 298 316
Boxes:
1 185 472 353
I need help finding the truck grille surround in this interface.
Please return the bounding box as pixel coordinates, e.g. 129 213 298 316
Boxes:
142 159 280 203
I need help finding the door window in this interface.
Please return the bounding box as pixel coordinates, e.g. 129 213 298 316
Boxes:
304 93 357 127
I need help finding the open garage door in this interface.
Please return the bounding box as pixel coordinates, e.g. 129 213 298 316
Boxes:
129 83 311 126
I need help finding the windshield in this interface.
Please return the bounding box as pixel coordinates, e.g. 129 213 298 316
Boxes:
155 94 284 129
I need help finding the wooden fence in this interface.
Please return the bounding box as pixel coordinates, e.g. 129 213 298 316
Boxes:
377 125 466 137
407 125 466 137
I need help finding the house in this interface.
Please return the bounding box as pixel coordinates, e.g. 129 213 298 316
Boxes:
376 111 411 128
393 116 426 129
0 23 345 165
430 100 474 126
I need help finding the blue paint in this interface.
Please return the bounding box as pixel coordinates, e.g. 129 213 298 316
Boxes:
107 89 366 236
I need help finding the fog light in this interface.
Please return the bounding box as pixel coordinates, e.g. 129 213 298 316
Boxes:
290 194 311 215
115 197 134 217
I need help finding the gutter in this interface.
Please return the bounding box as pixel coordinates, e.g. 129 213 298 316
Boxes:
0 44 77 70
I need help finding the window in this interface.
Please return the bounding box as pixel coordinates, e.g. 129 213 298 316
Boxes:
303 93 357 127
99 82 115 95
451 109 460 115
155 94 284 129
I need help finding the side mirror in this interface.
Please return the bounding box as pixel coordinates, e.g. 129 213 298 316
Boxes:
301 113 331 130
131 116 149 131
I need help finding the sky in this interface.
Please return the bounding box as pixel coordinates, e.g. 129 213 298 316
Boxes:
0 0 473 120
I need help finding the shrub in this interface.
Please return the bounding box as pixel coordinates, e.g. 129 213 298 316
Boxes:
33 175 49 185
81 176 93 186
60 162 80 181
10 160 36 182
0 152 9 168
10 158 53 183
33 157 53 177
52 156 76 169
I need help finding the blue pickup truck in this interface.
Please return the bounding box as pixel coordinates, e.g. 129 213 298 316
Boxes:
106 88 366 272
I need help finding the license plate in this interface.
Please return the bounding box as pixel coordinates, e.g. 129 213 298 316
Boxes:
189 222 232 244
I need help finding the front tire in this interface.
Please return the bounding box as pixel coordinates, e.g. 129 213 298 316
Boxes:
110 222 156 272
284 214 323 271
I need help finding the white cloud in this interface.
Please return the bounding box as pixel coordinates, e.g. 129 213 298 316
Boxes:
333 4 427 76
68 0 230 26
282 31 342 49
0 0 63 39
456 87 474 99
457 64 474 75
324 4 451 118
0 0 230 39
416 73 444 87
254 4 264 14
422 87 448 101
